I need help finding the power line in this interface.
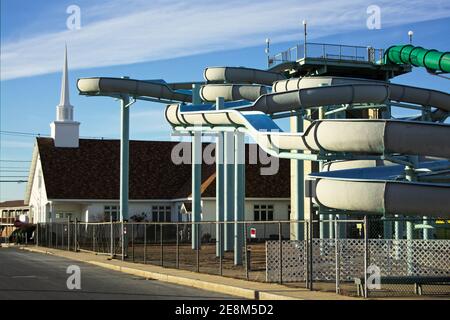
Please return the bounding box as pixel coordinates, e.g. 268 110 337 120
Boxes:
0 130 113 140
0 130 49 137
0 170 29 173
0 160 31 163
0 180 28 183
0 176 29 178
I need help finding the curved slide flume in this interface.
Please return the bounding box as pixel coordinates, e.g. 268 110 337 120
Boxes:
385 45 450 73
199 66 285 102
77 77 193 103
166 104 450 216
272 76 450 116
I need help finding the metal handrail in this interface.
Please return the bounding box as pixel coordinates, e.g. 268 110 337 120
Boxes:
268 42 385 67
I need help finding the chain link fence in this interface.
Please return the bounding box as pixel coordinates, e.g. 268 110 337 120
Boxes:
34 217 450 298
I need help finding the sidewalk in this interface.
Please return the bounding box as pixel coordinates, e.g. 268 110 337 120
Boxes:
20 245 357 300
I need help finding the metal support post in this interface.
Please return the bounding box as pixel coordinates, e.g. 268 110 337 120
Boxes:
196 223 200 272
131 223 135 262
335 216 340 294
224 131 235 251
278 222 283 284
244 222 249 280
67 217 70 251
110 217 114 258
290 114 304 240
176 223 180 269
160 224 164 267
328 214 334 239
216 97 225 257
234 131 245 265
191 83 202 251
219 222 223 276
74 219 78 252
363 216 369 298
423 217 430 240
143 224 147 264
192 130 202 250
384 218 393 239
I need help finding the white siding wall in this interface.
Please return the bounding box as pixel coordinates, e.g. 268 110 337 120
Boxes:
201 199 290 239
28 156 49 223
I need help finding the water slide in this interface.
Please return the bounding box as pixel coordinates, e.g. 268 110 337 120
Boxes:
164 65 450 217
77 77 193 102
77 64 450 217
385 45 450 73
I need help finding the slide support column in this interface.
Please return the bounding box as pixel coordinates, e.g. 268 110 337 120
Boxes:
290 115 304 240
191 84 202 250
234 131 245 265
224 132 235 252
216 97 225 257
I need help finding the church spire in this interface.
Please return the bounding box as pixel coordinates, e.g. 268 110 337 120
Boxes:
59 44 71 108
56 44 73 121
51 44 79 148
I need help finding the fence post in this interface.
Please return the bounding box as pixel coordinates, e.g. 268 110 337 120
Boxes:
279 222 283 284
160 224 164 267
309 219 314 290
335 216 340 294
36 223 39 247
67 218 70 251
121 222 125 261
305 220 309 289
196 222 200 273
244 222 249 280
93 224 96 253
364 216 369 298
131 223 134 262
219 222 223 276
110 216 113 258
176 223 180 269
74 219 78 252
143 223 147 264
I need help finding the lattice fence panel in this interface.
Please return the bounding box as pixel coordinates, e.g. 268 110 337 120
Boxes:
266 240 307 282
369 239 450 277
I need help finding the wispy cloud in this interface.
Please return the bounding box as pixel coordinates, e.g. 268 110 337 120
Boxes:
1 0 449 80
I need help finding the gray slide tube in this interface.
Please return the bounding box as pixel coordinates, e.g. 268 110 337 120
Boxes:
200 84 267 102
204 67 285 85
77 77 192 103
242 83 390 114
272 76 450 113
166 103 450 159
315 179 449 217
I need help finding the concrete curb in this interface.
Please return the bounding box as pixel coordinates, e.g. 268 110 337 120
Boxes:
20 246 306 300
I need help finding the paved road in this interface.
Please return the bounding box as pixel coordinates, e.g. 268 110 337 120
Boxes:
0 248 239 300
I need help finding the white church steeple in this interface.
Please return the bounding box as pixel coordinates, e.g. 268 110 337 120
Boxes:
51 45 80 148
57 44 74 121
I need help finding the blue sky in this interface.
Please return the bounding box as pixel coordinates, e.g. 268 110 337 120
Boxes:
1 0 449 201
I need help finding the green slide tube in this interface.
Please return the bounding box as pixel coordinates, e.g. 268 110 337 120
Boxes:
385 45 450 73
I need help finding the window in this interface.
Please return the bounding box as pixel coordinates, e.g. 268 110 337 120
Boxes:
104 206 119 221
152 205 171 222
254 204 274 221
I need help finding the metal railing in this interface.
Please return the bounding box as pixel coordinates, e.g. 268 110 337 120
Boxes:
268 42 385 68
34 217 450 298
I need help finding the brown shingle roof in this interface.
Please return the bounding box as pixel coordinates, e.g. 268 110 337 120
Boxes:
36 138 290 200
0 200 26 208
